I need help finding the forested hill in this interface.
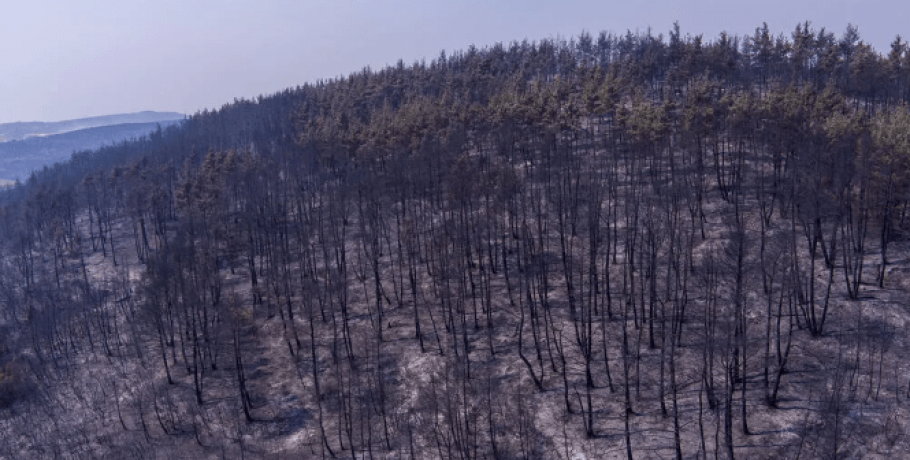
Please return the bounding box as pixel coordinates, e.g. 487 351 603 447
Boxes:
2 22 910 458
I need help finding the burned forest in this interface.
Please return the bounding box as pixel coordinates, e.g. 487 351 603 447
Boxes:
3 22 910 459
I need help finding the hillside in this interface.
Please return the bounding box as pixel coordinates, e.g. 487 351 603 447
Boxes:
2 23 910 459
0 120 184 181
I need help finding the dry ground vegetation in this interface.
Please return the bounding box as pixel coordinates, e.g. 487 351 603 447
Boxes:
4 27 910 459
2 115 910 460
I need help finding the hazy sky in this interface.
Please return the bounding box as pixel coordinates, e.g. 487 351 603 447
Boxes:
1 1 907 124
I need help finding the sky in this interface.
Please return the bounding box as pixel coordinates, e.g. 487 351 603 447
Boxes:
1 0 907 124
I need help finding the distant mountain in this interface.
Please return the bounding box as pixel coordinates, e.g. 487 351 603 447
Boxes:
0 120 183 181
0 111 184 143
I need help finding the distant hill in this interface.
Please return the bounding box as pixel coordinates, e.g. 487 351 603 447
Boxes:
0 111 184 143
0 120 182 181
